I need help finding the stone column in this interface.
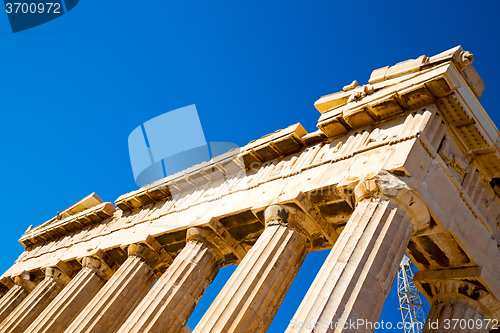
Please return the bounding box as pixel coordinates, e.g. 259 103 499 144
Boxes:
25 253 116 333
193 204 312 333
419 280 500 333
116 227 224 333
285 172 430 333
0 268 71 333
62 243 161 333
0 273 36 324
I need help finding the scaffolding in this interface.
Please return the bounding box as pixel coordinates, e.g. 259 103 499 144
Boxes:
397 255 427 333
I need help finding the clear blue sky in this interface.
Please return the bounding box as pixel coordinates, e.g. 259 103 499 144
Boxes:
0 0 499 331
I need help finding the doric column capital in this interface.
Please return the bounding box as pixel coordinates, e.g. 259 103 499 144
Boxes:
82 254 116 282
186 227 224 263
263 204 314 245
0 277 14 290
340 171 430 232
128 243 149 260
14 271 37 292
128 237 174 276
421 278 500 320
415 267 500 325
45 267 71 286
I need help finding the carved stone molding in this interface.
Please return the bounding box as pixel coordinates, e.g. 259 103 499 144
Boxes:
453 50 474 71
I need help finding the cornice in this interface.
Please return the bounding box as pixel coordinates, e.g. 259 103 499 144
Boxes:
114 123 308 212
20 202 116 248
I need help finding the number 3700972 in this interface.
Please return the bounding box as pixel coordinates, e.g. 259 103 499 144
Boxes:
5 3 61 14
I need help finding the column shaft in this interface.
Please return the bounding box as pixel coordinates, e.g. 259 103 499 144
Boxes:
62 255 156 333
0 268 69 333
0 285 29 324
117 239 220 333
423 294 491 333
24 266 106 333
286 197 414 333
193 223 309 333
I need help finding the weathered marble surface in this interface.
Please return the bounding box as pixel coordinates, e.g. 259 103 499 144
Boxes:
0 46 499 332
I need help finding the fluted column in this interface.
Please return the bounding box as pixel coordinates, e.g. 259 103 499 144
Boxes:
419 280 500 333
0 268 70 333
25 253 116 333
193 204 312 333
0 273 36 324
62 244 160 333
117 227 224 333
286 172 430 333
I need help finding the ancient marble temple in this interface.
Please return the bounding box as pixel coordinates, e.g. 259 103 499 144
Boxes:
0 46 499 333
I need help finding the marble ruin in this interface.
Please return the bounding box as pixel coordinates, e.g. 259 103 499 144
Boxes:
1 46 499 332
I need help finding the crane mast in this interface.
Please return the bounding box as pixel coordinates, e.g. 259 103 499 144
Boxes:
397 255 427 333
